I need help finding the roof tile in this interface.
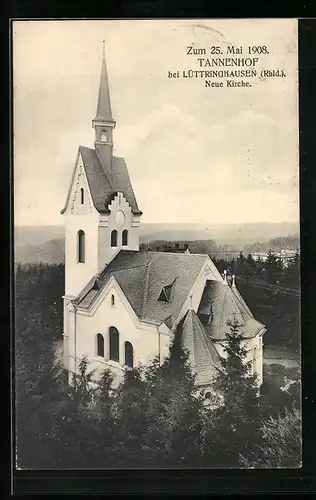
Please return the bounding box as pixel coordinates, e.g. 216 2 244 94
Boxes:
181 309 221 386
61 146 142 216
75 250 209 327
198 280 265 339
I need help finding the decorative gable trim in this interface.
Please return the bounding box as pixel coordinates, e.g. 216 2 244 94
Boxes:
173 256 221 329
61 149 98 216
60 148 80 214
69 155 95 214
107 191 132 214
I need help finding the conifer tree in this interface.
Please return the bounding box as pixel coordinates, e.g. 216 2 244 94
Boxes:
241 404 302 468
209 316 262 468
112 366 149 467
142 325 203 467
265 250 283 284
57 356 100 468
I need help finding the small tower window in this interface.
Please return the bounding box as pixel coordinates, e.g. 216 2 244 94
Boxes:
97 333 104 357
111 230 118 247
78 230 85 263
122 229 128 246
124 341 134 368
80 188 84 205
111 294 115 306
109 326 119 362
101 131 108 142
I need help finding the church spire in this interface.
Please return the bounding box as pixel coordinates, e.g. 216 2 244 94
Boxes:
92 43 116 171
93 41 114 124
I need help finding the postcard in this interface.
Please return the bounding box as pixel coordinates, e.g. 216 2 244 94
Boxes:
14 19 301 470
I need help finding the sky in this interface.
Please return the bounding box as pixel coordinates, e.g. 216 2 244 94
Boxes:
13 19 299 226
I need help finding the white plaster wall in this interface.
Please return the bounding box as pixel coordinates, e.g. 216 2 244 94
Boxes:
64 155 100 298
175 259 224 326
67 281 171 384
64 212 100 297
97 192 140 270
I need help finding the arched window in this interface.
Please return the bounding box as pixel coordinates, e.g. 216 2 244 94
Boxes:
97 333 104 357
124 341 133 368
80 187 84 205
111 230 118 247
101 131 108 142
109 326 119 362
122 229 128 246
78 230 85 263
111 294 115 306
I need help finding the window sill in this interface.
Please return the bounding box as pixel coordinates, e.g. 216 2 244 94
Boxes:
93 357 124 371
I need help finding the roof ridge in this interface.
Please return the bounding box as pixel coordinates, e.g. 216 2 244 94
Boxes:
141 261 152 319
97 248 122 276
196 314 221 367
218 282 228 336
189 310 197 369
231 285 254 318
60 148 82 214
148 251 207 257
189 310 221 370
228 285 249 326
112 262 151 274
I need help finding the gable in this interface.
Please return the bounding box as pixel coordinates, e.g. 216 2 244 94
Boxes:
61 150 98 216
197 280 265 340
61 146 142 216
73 250 209 329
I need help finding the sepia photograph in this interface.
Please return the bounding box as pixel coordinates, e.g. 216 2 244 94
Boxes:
14 19 301 470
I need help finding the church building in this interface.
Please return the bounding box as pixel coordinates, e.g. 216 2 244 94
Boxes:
61 47 266 394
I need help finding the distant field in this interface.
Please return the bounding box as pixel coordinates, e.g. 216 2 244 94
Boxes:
14 221 299 265
263 345 300 368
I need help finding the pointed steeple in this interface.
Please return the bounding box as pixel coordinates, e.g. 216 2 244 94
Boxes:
92 42 116 176
93 41 114 123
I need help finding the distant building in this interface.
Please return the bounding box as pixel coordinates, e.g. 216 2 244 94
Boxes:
252 249 298 267
61 47 266 398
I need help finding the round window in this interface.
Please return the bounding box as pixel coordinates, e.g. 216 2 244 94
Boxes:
115 210 125 227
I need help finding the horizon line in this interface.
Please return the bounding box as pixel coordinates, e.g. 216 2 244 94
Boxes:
15 220 300 228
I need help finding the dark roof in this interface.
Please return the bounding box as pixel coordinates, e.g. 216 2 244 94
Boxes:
198 280 265 340
231 283 254 318
181 310 221 386
73 250 211 327
61 146 142 216
93 52 113 123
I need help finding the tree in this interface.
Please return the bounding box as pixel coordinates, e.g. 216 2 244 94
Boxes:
281 250 300 289
16 339 68 469
142 328 203 467
56 356 101 468
111 366 149 467
203 316 262 468
244 253 256 278
264 250 283 284
242 404 302 468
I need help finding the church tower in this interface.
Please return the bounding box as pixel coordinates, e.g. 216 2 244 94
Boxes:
61 44 142 301
92 42 116 173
